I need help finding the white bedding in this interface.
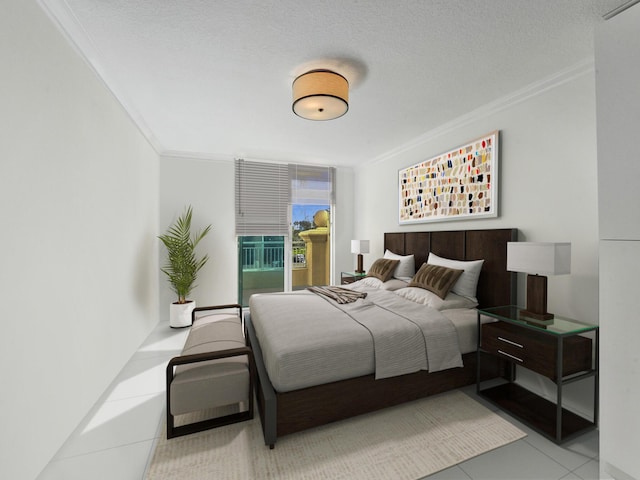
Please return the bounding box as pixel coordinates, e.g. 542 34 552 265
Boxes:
249 283 473 392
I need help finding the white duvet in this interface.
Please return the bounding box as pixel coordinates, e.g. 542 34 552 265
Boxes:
249 283 464 392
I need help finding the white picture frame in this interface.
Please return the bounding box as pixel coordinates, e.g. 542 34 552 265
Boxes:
398 131 499 224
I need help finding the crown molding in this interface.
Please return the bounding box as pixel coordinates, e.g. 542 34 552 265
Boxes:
603 0 640 20
161 150 236 162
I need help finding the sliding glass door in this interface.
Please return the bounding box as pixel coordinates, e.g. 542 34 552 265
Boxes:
235 160 334 306
237 236 285 307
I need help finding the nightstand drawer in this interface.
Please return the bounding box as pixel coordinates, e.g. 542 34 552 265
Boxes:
481 322 592 380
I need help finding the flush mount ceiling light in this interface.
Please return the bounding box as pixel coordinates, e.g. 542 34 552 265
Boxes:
292 69 349 121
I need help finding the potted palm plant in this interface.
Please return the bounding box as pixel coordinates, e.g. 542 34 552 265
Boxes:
159 206 211 328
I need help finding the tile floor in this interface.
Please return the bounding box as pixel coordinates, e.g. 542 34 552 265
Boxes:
37 322 599 480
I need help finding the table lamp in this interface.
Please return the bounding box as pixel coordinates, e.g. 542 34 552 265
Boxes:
507 242 571 320
351 240 370 274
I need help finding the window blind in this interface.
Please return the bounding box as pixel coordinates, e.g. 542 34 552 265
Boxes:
235 159 290 236
235 160 335 236
289 164 336 205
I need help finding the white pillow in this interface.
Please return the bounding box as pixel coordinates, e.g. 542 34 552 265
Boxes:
381 278 409 291
383 250 415 279
356 276 383 289
356 276 408 291
394 287 478 310
427 252 484 301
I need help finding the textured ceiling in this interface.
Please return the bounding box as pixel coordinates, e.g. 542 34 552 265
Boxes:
40 0 629 167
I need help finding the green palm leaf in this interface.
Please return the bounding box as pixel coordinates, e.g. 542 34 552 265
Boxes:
159 206 211 303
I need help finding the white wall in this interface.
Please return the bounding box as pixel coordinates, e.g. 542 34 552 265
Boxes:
0 2 160 479
596 6 640 242
599 243 640 480
159 155 355 319
159 156 237 311
355 70 600 419
596 3 640 479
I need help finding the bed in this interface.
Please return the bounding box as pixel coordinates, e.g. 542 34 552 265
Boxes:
246 228 517 447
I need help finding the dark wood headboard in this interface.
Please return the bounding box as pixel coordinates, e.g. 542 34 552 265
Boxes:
384 228 517 308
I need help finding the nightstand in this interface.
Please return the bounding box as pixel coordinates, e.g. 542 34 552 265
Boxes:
340 271 367 285
476 305 599 444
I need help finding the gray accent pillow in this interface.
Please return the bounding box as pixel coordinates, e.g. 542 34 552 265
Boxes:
367 258 400 282
409 263 464 299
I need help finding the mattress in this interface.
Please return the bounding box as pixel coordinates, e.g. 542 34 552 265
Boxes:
440 308 495 354
249 283 473 392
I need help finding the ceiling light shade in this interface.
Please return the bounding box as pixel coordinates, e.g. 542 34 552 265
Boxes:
292 70 349 121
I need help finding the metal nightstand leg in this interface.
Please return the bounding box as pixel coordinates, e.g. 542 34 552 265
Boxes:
556 336 563 443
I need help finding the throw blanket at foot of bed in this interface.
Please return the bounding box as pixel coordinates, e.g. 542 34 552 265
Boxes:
306 285 367 303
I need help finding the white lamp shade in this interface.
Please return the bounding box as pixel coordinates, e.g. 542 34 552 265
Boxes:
351 240 370 254
507 242 571 275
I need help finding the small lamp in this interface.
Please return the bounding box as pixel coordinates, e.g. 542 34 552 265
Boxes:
351 240 370 274
507 242 571 321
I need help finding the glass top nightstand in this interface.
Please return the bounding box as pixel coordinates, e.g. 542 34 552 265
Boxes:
340 271 367 285
478 305 598 336
476 305 599 444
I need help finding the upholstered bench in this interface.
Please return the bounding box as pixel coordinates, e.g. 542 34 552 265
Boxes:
165 304 255 439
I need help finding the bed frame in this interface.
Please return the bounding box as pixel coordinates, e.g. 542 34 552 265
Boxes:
246 228 517 447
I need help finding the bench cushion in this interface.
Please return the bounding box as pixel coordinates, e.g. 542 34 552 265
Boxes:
170 314 249 416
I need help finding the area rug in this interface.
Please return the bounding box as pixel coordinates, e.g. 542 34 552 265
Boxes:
145 390 525 480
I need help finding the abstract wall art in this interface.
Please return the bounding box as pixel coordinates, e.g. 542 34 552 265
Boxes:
398 131 499 224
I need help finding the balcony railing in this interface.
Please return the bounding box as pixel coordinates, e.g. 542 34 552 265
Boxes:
240 239 307 271
292 239 307 268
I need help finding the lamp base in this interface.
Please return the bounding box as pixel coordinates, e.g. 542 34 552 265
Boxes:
524 274 554 321
355 254 364 274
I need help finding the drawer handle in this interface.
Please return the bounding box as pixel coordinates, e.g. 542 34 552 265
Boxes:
498 350 523 363
498 336 523 348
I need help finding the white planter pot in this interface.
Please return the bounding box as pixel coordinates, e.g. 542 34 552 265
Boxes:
170 301 196 328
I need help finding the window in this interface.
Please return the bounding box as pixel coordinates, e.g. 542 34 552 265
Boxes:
235 159 335 305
